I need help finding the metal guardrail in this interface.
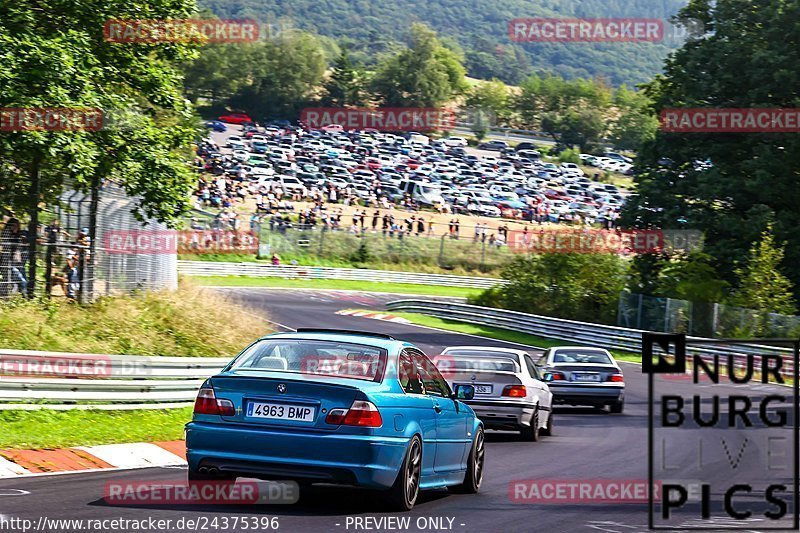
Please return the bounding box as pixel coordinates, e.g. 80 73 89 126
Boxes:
0 349 228 409
178 261 505 289
385 300 796 375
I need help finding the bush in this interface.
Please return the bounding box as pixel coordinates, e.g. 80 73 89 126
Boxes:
349 240 373 265
472 253 628 324
0 280 271 356
557 148 582 164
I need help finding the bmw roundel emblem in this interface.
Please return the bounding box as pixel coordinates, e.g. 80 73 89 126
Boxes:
277 383 287 393
470 375 476 381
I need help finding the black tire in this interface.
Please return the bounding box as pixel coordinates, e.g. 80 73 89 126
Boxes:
452 427 485 494
520 407 540 441
609 400 625 414
385 436 422 511
540 410 553 436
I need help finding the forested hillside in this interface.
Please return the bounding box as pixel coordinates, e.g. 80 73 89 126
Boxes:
201 0 687 85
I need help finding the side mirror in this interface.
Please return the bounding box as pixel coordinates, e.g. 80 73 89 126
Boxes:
542 373 554 382
454 384 475 401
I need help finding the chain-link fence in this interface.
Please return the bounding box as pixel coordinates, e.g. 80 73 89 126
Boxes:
618 291 800 338
617 291 694 334
54 185 178 300
0 184 177 301
254 225 519 274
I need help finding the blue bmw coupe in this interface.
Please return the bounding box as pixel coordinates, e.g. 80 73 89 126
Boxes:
185 329 485 510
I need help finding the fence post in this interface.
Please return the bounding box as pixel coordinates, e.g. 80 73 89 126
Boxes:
712 303 720 337
44 236 54 297
636 293 643 329
438 235 446 267
77 247 86 304
664 298 671 332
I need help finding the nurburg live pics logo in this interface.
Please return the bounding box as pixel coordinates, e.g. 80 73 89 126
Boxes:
644 333 799 530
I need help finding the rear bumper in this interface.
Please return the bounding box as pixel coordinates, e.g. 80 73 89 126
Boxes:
464 400 536 430
549 385 624 406
185 422 409 489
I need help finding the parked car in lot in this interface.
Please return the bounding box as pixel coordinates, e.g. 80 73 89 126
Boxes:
444 136 468 147
536 346 625 413
204 121 227 132
434 346 553 441
186 330 485 511
218 113 253 125
478 140 510 152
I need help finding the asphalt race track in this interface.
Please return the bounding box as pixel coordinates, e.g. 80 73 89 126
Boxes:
0 288 795 533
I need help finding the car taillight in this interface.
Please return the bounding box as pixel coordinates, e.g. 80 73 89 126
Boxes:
325 400 382 427
607 374 624 383
502 385 527 397
193 387 236 416
194 388 218 415
550 372 567 381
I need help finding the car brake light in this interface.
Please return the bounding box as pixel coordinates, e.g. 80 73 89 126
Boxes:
502 385 527 397
325 400 382 427
194 388 218 415
550 372 567 381
193 387 236 416
607 374 624 383
217 399 236 416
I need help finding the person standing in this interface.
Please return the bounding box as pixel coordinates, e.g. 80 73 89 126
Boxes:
0 218 28 297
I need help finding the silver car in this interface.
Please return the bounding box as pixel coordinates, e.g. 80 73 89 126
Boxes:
536 346 625 413
434 346 553 441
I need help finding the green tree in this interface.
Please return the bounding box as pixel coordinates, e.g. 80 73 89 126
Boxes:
731 228 796 315
322 46 366 107
183 44 252 104
469 109 491 141
609 85 659 151
370 24 467 108
472 253 628 324
463 79 511 126
622 0 800 297
230 32 327 120
1 0 200 296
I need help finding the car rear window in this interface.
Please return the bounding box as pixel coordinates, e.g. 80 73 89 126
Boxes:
552 350 613 365
436 352 520 373
229 339 387 382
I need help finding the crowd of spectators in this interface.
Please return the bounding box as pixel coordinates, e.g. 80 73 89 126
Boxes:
0 216 91 299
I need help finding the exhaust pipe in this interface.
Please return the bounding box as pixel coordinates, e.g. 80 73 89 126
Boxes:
208 467 220 477
199 467 210 475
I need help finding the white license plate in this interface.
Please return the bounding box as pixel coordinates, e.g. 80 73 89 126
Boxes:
246 402 316 422
572 374 601 382
474 384 493 395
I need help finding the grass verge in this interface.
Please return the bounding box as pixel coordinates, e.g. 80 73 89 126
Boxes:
384 311 642 363
0 280 270 356
190 276 484 298
0 408 192 449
